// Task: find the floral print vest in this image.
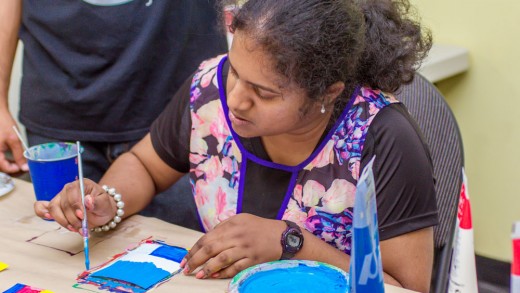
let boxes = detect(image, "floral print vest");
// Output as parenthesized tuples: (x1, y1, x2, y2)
(189, 55, 399, 254)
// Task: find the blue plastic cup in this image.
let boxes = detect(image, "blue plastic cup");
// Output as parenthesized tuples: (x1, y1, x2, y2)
(23, 142, 79, 201)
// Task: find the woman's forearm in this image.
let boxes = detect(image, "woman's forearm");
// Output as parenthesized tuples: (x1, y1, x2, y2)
(294, 229, 403, 287)
(98, 151, 157, 218)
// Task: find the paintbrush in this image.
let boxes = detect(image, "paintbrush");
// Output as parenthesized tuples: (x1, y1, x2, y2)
(12, 126, 30, 156)
(76, 141, 90, 270)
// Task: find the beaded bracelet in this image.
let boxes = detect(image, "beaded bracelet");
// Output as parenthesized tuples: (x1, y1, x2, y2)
(91, 185, 125, 233)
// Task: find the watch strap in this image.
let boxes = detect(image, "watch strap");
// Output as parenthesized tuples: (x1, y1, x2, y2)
(283, 220, 300, 231)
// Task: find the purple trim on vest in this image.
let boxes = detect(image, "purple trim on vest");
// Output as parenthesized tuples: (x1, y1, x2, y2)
(216, 56, 360, 170)
(276, 171, 300, 220)
(236, 158, 248, 214)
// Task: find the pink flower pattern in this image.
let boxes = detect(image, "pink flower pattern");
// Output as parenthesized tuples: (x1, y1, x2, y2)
(189, 55, 398, 254)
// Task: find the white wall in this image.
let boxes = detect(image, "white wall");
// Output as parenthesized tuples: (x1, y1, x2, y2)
(411, 0, 520, 261)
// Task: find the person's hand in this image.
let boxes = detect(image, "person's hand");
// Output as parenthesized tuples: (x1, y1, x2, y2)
(0, 109, 28, 174)
(180, 213, 286, 279)
(33, 179, 117, 233)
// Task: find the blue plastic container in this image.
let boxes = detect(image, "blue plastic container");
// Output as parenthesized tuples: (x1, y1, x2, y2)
(228, 260, 349, 293)
(24, 142, 79, 201)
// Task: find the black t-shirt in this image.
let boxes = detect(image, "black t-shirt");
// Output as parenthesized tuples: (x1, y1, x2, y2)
(19, 0, 228, 142)
(150, 64, 439, 241)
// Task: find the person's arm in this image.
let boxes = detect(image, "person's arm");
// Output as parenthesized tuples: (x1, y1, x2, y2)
(380, 228, 434, 291)
(286, 224, 433, 291)
(181, 213, 432, 292)
(287, 225, 433, 291)
(33, 134, 185, 231)
(296, 222, 433, 292)
(0, 0, 26, 174)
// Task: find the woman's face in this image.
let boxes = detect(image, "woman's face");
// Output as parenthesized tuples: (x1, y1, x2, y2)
(226, 32, 325, 138)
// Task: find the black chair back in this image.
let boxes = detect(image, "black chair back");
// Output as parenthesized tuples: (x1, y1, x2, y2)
(397, 74, 465, 293)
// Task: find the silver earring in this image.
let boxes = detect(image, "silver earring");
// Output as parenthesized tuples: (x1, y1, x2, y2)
(320, 104, 326, 114)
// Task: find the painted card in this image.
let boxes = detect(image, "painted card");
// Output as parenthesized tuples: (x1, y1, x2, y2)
(77, 239, 188, 293)
(2, 283, 54, 293)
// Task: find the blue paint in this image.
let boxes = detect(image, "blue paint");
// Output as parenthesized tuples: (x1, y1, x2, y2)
(79, 241, 187, 292)
(3, 283, 25, 293)
(150, 245, 187, 263)
(88, 261, 170, 289)
(83, 237, 90, 270)
(25, 142, 78, 161)
(236, 262, 349, 293)
(84, 277, 148, 293)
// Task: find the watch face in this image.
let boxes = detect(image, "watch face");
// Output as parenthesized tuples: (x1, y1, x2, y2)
(287, 233, 302, 248)
(280, 223, 304, 260)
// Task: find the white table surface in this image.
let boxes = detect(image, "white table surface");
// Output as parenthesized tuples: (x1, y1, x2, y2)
(0, 178, 417, 293)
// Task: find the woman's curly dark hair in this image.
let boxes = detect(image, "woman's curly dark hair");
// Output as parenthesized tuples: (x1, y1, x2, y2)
(355, 0, 432, 92)
(224, 0, 431, 110)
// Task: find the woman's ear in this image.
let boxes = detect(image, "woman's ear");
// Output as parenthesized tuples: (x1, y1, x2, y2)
(324, 81, 345, 105)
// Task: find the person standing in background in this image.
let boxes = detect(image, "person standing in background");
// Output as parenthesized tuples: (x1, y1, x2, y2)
(0, 0, 227, 229)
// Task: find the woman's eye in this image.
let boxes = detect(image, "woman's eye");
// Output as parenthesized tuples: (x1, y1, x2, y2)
(229, 66, 279, 100)
(254, 88, 277, 100)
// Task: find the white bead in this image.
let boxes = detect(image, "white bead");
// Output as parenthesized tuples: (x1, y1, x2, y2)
(93, 185, 124, 232)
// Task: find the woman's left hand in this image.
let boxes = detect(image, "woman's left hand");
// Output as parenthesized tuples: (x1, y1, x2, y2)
(180, 213, 286, 279)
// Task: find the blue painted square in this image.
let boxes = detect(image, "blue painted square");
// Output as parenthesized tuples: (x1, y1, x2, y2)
(150, 245, 188, 263)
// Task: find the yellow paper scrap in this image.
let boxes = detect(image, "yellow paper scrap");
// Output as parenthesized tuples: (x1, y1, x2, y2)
(0, 261, 8, 272)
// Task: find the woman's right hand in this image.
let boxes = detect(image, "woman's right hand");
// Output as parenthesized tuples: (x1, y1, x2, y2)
(33, 178, 117, 233)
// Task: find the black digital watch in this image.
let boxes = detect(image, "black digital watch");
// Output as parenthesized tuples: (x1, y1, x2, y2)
(280, 220, 304, 260)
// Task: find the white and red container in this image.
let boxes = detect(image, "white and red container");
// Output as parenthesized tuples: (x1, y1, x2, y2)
(448, 169, 478, 293)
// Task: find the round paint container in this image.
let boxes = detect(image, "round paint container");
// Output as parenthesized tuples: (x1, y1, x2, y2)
(24, 142, 80, 201)
(228, 260, 349, 293)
